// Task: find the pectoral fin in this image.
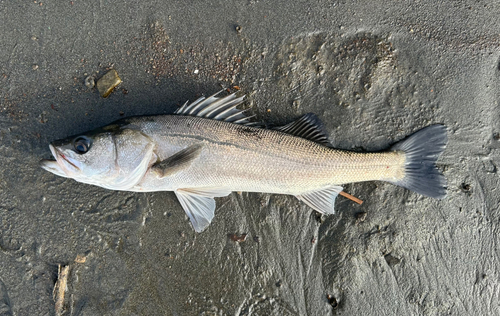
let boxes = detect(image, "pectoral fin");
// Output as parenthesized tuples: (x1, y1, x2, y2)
(175, 187, 232, 233)
(152, 144, 203, 178)
(296, 186, 343, 215)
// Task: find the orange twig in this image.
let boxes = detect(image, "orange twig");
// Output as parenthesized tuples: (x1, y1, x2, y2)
(339, 191, 363, 205)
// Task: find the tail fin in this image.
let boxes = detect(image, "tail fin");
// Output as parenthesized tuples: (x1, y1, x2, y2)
(389, 125, 447, 199)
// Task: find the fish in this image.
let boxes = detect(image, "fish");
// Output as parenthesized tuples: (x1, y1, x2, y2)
(41, 91, 447, 232)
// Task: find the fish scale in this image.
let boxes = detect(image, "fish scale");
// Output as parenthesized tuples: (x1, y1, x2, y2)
(134, 116, 404, 191)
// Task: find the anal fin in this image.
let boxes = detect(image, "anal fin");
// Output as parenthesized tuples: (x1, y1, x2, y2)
(175, 187, 232, 233)
(296, 186, 343, 215)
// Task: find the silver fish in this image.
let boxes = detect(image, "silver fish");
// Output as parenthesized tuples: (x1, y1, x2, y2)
(41, 92, 447, 232)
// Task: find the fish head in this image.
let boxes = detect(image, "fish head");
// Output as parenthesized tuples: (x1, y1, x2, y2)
(41, 124, 156, 190)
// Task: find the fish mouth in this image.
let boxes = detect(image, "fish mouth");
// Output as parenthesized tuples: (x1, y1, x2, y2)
(52, 145, 80, 170)
(40, 159, 67, 177)
(40, 144, 80, 176)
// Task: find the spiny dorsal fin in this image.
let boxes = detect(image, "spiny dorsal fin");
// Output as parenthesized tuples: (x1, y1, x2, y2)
(274, 113, 331, 146)
(296, 186, 343, 215)
(174, 91, 258, 126)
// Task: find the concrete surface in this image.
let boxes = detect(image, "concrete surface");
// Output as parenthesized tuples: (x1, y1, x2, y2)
(1, 0, 499, 315)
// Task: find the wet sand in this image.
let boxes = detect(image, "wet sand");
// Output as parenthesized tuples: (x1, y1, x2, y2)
(0, 1, 499, 315)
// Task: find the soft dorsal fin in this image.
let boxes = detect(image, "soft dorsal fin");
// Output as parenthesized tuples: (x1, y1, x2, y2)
(174, 91, 259, 126)
(274, 113, 331, 146)
(296, 186, 343, 215)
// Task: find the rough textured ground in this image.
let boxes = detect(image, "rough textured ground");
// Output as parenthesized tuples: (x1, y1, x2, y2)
(0, 1, 499, 315)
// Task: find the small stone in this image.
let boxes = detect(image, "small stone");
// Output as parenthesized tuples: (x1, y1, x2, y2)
(384, 253, 401, 267)
(229, 233, 247, 242)
(38, 111, 48, 123)
(460, 183, 472, 194)
(355, 211, 367, 222)
(327, 295, 338, 308)
(75, 254, 87, 263)
(32, 64, 39, 70)
(84, 76, 95, 89)
(482, 160, 496, 173)
(96, 69, 122, 98)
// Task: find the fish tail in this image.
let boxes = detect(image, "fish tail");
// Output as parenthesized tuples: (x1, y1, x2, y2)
(388, 125, 447, 199)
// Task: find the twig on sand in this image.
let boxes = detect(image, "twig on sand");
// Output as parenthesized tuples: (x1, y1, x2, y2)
(339, 191, 363, 205)
(53, 265, 69, 316)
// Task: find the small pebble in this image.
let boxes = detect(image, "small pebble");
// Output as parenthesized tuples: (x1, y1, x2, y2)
(229, 233, 247, 242)
(84, 76, 95, 89)
(460, 183, 472, 194)
(327, 295, 338, 308)
(96, 69, 122, 98)
(355, 211, 367, 222)
(74, 255, 86, 263)
(32, 64, 39, 70)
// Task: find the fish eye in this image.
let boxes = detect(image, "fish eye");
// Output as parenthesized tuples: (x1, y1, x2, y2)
(73, 136, 91, 154)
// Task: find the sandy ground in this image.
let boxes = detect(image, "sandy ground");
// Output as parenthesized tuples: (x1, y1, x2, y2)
(0, 1, 499, 315)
